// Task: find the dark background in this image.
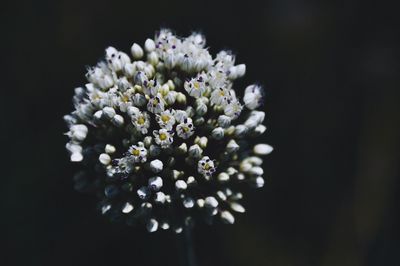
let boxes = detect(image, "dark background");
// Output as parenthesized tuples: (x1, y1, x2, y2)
(2, 0, 399, 265)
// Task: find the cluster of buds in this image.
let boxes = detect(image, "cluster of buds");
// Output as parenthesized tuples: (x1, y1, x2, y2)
(64, 29, 273, 233)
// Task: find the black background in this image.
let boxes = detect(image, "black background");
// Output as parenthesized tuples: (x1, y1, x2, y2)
(2, 0, 399, 265)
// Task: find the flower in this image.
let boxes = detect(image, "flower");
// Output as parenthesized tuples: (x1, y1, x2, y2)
(156, 109, 176, 129)
(147, 93, 165, 114)
(64, 29, 272, 233)
(210, 87, 232, 106)
(143, 78, 160, 96)
(153, 129, 174, 148)
(127, 143, 147, 163)
(131, 111, 151, 134)
(198, 156, 216, 177)
(176, 117, 195, 139)
(184, 73, 207, 98)
(224, 100, 243, 119)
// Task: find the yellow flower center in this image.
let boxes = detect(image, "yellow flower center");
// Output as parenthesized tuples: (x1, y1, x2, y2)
(131, 149, 140, 156)
(204, 163, 210, 170)
(137, 116, 145, 125)
(93, 94, 101, 100)
(193, 82, 200, 89)
(122, 95, 129, 102)
(183, 126, 190, 133)
(161, 115, 170, 123)
(159, 133, 167, 140)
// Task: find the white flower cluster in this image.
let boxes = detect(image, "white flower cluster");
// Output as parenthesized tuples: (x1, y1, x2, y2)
(64, 29, 272, 233)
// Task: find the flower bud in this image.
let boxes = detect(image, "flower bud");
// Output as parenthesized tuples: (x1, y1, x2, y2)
(226, 139, 239, 153)
(175, 180, 188, 191)
(230, 202, 245, 213)
(148, 176, 163, 190)
(176, 143, 188, 154)
(133, 93, 146, 106)
(99, 153, 111, 165)
(249, 166, 264, 176)
(131, 43, 144, 59)
(204, 196, 218, 208)
(254, 124, 267, 135)
(144, 39, 156, 52)
(70, 152, 83, 162)
(137, 186, 149, 199)
(149, 145, 161, 157)
(218, 172, 229, 182)
(154, 192, 166, 204)
(188, 144, 202, 158)
(196, 199, 205, 208)
(165, 91, 177, 105)
(235, 64, 246, 77)
(183, 197, 195, 208)
(176, 92, 186, 104)
(234, 125, 248, 137)
(240, 161, 252, 172)
(218, 115, 231, 128)
(159, 84, 169, 96)
(220, 210, 235, 224)
(252, 176, 265, 188)
(147, 51, 159, 65)
(198, 136, 208, 149)
(186, 176, 196, 186)
(122, 202, 134, 213)
(66, 143, 83, 162)
(111, 114, 124, 127)
(211, 127, 224, 140)
(160, 222, 170, 230)
(68, 124, 88, 142)
(102, 106, 116, 119)
(196, 103, 207, 116)
(224, 126, 235, 136)
(149, 159, 163, 173)
(217, 191, 227, 201)
(247, 156, 263, 166)
(253, 144, 273, 155)
(105, 144, 116, 154)
(124, 63, 136, 77)
(146, 219, 158, 233)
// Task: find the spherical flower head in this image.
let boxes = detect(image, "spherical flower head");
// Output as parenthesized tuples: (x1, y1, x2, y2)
(64, 29, 273, 233)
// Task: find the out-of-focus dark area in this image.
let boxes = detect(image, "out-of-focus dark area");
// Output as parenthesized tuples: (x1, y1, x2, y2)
(2, 0, 399, 265)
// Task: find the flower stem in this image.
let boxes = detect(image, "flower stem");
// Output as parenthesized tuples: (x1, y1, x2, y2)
(181, 225, 197, 266)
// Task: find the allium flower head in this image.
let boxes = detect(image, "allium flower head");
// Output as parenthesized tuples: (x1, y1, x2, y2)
(64, 29, 273, 233)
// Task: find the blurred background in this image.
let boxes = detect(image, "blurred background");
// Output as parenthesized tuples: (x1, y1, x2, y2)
(2, 0, 399, 265)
